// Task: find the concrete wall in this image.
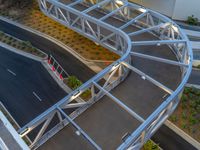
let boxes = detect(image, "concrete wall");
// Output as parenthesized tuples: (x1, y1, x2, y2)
(129, 0, 176, 17)
(172, 0, 200, 21)
(130, 0, 200, 21)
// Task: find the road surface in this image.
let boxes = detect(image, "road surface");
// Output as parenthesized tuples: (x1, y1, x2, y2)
(0, 19, 96, 82)
(188, 69, 200, 85)
(0, 46, 67, 126)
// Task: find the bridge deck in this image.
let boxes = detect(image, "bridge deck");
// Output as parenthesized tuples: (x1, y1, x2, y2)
(39, 31, 181, 150)
(28, 0, 188, 149)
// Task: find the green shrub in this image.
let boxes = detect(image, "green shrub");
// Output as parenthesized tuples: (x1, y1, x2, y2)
(181, 111, 187, 120)
(181, 94, 187, 103)
(143, 140, 159, 150)
(0, 31, 4, 36)
(67, 76, 83, 90)
(81, 89, 91, 100)
(66, 76, 91, 100)
(181, 123, 187, 129)
(181, 102, 187, 109)
(189, 115, 197, 125)
(187, 15, 198, 25)
(170, 115, 177, 122)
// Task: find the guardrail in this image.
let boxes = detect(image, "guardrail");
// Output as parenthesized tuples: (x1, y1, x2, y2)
(47, 54, 69, 80)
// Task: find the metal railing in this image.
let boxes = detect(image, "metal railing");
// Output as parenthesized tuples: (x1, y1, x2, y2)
(47, 55, 69, 80)
(17, 0, 193, 149)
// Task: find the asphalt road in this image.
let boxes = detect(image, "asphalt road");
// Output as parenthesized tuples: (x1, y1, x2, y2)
(188, 69, 200, 85)
(153, 125, 197, 150)
(0, 19, 96, 82)
(0, 46, 67, 126)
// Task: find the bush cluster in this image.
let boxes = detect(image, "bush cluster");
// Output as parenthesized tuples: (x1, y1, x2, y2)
(187, 15, 198, 26)
(66, 76, 91, 100)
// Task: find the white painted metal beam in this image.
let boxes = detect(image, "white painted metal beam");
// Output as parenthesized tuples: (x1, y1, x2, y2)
(130, 52, 188, 67)
(67, 0, 83, 7)
(100, 4, 127, 20)
(128, 23, 170, 36)
(121, 62, 173, 94)
(57, 107, 102, 150)
(132, 40, 187, 46)
(82, 0, 110, 13)
(93, 82, 145, 122)
(119, 11, 148, 29)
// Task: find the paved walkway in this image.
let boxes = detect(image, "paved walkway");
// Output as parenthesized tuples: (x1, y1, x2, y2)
(183, 29, 200, 61)
(188, 69, 200, 85)
(38, 1, 185, 149)
(0, 2, 194, 150)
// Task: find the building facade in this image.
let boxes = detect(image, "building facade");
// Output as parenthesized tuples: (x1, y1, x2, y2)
(130, 0, 200, 21)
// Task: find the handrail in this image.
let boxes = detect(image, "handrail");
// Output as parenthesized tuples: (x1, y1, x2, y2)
(18, 0, 193, 149)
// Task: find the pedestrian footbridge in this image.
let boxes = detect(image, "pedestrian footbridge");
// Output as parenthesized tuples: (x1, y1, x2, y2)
(18, 0, 192, 149)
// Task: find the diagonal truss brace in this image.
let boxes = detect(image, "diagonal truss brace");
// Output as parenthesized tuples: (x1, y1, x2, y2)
(119, 11, 148, 29)
(93, 82, 145, 122)
(67, 0, 83, 7)
(82, 0, 111, 13)
(62, 102, 88, 109)
(128, 23, 171, 36)
(57, 107, 102, 150)
(100, 3, 128, 21)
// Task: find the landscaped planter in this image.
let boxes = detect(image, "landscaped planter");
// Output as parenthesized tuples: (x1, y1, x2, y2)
(169, 87, 200, 142)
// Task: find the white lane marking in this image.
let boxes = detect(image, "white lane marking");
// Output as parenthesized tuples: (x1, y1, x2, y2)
(33, 92, 42, 101)
(7, 69, 16, 76)
(162, 94, 168, 98)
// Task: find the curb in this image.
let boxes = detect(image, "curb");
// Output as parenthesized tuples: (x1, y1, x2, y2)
(176, 21, 200, 32)
(192, 67, 200, 71)
(0, 102, 20, 129)
(0, 102, 32, 146)
(0, 111, 29, 150)
(185, 83, 200, 89)
(0, 16, 107, 73)
(193, 59, 200, 67)
(41, 61, 71, 94)
(0, 42, 43, 62)
(165, 120, 200, 150)
(0, 18, 85, 103)
(0, 41, 71, 99)
(41, 61, 85, 103)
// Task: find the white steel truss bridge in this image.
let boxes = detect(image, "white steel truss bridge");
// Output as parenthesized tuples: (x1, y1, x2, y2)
(17, 0, 193, 149)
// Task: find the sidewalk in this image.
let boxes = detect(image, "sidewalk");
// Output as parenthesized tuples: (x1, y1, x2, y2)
(181, 27, 200, 66)
(188, 69, 200, 85)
